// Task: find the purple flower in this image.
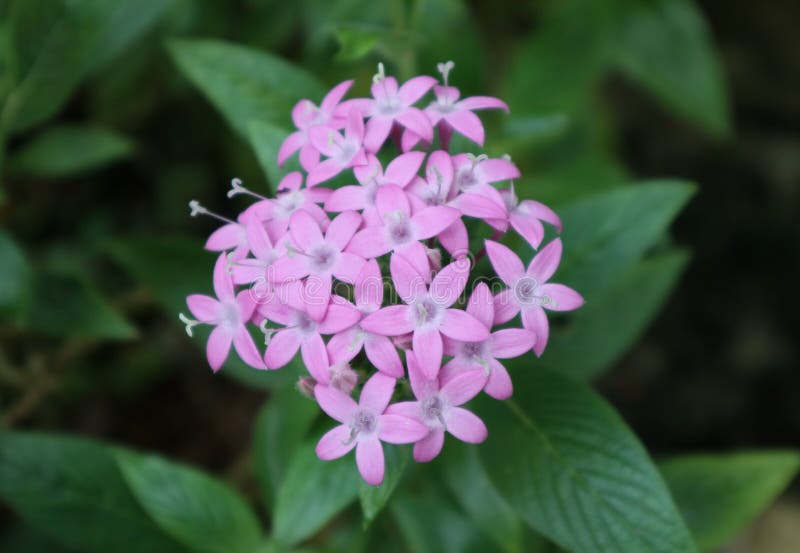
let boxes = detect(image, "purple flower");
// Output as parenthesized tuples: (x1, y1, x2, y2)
(360, 255, 488, 379)
(183, 253, 265, 371)
(269, 209, 365, 321)
(386, 350, 488, 462)
(278, 80, 353, 172)
(487, 238, 584, 356)
(441, 283, 535, 400)
(327, 259, 405, 378)
(254, 172, 331, 242)
(325, 152, 425, 225)
(315, 373, 429, 486)
(307, 108, 368, 186)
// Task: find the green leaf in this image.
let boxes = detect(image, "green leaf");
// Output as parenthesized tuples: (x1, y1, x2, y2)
(168, 39, 325, 137)
(442, 443, 523, 553)
(253, 392, 319, 507)
(333, 24, 382, 62)
(660, 451, 800, 552)
(273, 441, 360, 546)
(0, 432, 186, 553)
(8, 124, 133, 177)
(248, 120, 295, 189)
(540, 249, 689, 378)
(557, 180, 696, 295)
(477, 367, 697, 553)
(116, 451, 263, 553)
(391, 492, 502, 553)
(608, 0, 730, 138)
(0, 231, 30, 320)
(519, 155, 628, 208)
(0, 523, 77, 553)
(2, 0, 172, 133)
(359, 445, 409, 523)
(25, 268, 136, 339)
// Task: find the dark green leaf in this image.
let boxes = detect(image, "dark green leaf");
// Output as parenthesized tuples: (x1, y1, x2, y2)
(8, 125, 133, 177)
(391, 492, 502, 553)
(540, 249, 689, 378)
(661, 451, 800, 552)
(248, 120, 295, 189)
(273, 442, 360, 546)
(519, 155, 628, 208)
(2, 0, 172, 133)
(0, 231, 30, 320)
(608, 0, 731, 138)
(0, 432, 186, 553)
(253, 392, 319, 507)
(116, 451, 263, 553)
(359, 445, 409, 523)
(0, 523, 76, 553)
(25, 268, 136, 339)
(478, 368, 697, 553)
(168, 39, 325, 137)
(442, 443, 523, 553)
(557, 180, 696, 295)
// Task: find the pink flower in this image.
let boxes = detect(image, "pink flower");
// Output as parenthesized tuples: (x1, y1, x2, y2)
(360, 254, 489, 379)
(278, 80, 353, 172)
(344, 64, 436, 153)
(262, 297, 361, 379)
(441, 283, 535, 400)
(315, 373, 429, 486)
(253, 172, 330, 242)
(327, 260, 404, 378)
(484, 184, 563, 249)
(346, 184, 460, 275)
(204, 218, 249, 260)
(386, 350, 488, 462)
(325, 152, 425, 225)
(183, 253, 265, 371)
(230, 218, 286, 285)
(451, 154, 518, 210)
(268, 210, 365, 322)
(487, 238, 584, 356)
(307, 109, 368, 186)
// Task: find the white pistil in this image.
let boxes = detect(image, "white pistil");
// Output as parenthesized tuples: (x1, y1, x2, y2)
(179, 313, 200, 337)
(373, 62, 386, 84)
(188, 200, 235, 225)
(437, 60, 455, 87)
(466, 153, 488, 170)
(227, 177, 268, 201)
(259, 319, 278, 345)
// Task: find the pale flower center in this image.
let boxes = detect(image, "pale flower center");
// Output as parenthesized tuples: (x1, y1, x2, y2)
(421, 395, 447, 428)
(386, 214, 413, 245)
(513, 276, 551, 306)
(352, 409, 377, 435)
(294, 312, 317, 334)
(310, 244, 337, 272)
(414, 297, 441, 327)
(219, 301, 240, 329)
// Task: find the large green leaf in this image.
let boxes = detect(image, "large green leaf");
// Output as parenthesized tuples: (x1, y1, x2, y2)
(116, 452, 263, 553)
(168, 39, 325, 137)
(248, 120, 295, 189)
(272, 441, 360, 546)
(2, 0, 172, 133)
(8, 124, 133, 177)
(0, 432, 186, 553)
(539, 249, 689, 378)
(24, 268, 136, 339)
(478, 368, 697, 553)
(390, 492, 502, 553)
(557, 180, 696, 295)
(661, 451, 800, 552)
(358, 445, 409, 523)
(442, 443, 523, 553)
(0, 230, 30, 320)
(608, 0, 730, 138)
(253, 392, 319, 507)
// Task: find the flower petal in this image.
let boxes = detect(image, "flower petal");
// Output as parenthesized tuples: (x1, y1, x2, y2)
(304, 273, 332, 322)
(321, 80, 353, 113)
(316, 425, 356, 460)
(484, 358, 513, 400)
(361, 305, 414, 336)
(438, 218, 469, 257)
(264, 329, 302, 369)
(327, 327, 363, 363)
(527, 238, 562, 283)
(540, 283, 584, 312)
(318, 299, 362, 333)
(391, 251, 428, 304)
(332, 252, 366, 284)
(301, 331, 330, 382)
(485, 240, 524, 286)
(355, 259, 383, 311)
(205, 223, 245, 252)
(412, 327, 443, 380)
(445, 109, 485, 145)
(187, 294, 220, 322)
(510, 212, 545, 249)
(440, 369, 487, 406)
(490, 328, 535, 358)
(440, 309, 490, 342)
(396, 108, 433, 142)
(314, 383, 358, 423)
(233, 327, 265, 369)
(206, 326, 232, 371)
(307, 158, 344, 186)
(325, 185, 367, 212)
(378, 414, 429, 444)
(359, 372, 396, 413)
(364, 116, 393, 153)
(278, 131, 305, 166)
(365, 335, 404, 378)
(520, 199, 562, 231)
(493, 289, 520, 324)
(413, 429, 445, 462)
(411, 206, 461, 240)
(346, 228, 392, 259)
(398, 75, 436, 105)
(522, 306, 549, 356)
(325, 210, 362, 250)
(375, 183, 411, 219)
(212, 253, 235, 301)
(430, 257, 470, 308)
(290, 210, 325, 251)
(457, 95, 509, 112)
(446, 407, 487, 443)
(356, 437, 385, 486)
(466, 282, 494, 329)
(384, 151, 426, 186)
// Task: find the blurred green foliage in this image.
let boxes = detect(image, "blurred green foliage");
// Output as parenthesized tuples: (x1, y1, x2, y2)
(0, 0, 796, 552)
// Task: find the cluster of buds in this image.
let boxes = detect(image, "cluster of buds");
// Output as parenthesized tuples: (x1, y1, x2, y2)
(182, 62, 583, 485)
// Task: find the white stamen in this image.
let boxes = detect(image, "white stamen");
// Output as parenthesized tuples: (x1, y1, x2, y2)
(227, 177, 269, 201)
(437, 60, 455, 87)
(225, 252, 236, 274)
(372, 62, 386, 84)
(188, 200, 235, 224)
(179, 313, 200, 337)
(259, 319, 278, 345)
(465, 153, 488, 169)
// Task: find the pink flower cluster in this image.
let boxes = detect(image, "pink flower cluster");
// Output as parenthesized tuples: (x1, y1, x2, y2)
(182, 62, 583, 486)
